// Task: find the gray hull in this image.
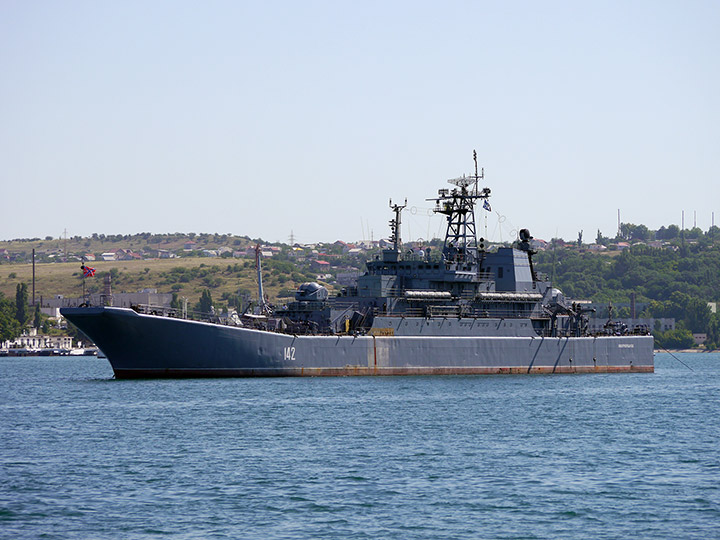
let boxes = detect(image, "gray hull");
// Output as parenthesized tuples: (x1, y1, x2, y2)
(62, 307, 654, 378)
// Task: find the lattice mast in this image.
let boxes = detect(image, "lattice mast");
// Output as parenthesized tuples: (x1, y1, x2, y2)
(431, 150, 491, 264)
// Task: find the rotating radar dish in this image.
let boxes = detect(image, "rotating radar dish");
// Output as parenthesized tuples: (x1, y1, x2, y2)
(448, 175, 477, 189)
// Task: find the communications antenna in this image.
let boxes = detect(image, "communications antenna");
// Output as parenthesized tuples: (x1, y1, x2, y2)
(388, 198, 407, 251)
(430, 150, 491, 264)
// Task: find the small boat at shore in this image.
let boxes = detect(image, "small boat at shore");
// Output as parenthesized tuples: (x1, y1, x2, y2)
(0, 347, 98, 357)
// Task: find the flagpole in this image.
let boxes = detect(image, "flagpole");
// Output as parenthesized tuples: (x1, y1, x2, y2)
(82, 257, 85, 304)
(81, 258, 87, 305)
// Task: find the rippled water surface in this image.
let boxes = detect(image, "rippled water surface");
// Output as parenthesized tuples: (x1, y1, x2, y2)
(2, 353, 719, 539)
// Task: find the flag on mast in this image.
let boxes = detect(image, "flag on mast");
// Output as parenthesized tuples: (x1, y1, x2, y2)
(81, 265, 96, 278)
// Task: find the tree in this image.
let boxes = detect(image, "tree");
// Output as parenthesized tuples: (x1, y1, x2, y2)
(648, 292, 712, 334)
(198, 289, 213, 314)
(618, 223, 634, 241)
(15, 283, 28, 326)
(33, 304, 42, 329)
(655, 327, 695, 349)
(618, 222, 650, 242)
(596, 229, 611, 245)
(666, 224, 680, 239)
(631, 224, 649, 242)
(706, 313, 720, 349)
(0, 293, 21, 342)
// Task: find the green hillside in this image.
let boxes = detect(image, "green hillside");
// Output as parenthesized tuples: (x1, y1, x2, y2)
(533, 235, 720, 348)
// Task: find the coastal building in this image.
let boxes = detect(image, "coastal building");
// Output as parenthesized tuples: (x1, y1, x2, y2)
(2, 328, 73, 350)
(312, 260, 330, 271)
(40, 306, 62, 318)
(530, 238, 549, 251)
(116, 249, 143, 261)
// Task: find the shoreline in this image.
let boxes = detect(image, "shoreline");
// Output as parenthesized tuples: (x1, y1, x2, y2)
(0, 347, 99, 357)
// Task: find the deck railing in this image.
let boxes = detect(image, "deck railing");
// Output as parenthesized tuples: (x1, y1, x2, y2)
(129, 304, 651, 338)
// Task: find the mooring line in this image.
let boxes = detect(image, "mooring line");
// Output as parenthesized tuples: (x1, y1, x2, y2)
(658, 344, 694, 372)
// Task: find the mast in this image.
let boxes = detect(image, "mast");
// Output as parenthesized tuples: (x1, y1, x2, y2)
(254, 244, 270, 315)
(430, 150, 490, 265)
(388, 198, 407, 252)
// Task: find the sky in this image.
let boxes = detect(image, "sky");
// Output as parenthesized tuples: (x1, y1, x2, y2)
(1, 1, 718, 245)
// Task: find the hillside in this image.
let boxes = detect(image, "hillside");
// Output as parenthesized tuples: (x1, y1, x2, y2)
(0, 232, 261, 264)
(532, 239, 720, 348)
(3, 227, 720, 348)
(0, 256, 343, 311)
(0, 232, 377, 311)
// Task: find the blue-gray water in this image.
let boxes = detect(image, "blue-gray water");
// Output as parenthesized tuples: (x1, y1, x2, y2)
(1, 353, 719, 540)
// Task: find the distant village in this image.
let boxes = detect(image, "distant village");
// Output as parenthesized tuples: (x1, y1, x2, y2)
(1, 235, 404, 263)
(0, 232, 698, 271)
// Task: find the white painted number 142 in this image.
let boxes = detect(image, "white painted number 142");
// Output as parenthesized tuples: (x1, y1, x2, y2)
(283, 346, 296, 361)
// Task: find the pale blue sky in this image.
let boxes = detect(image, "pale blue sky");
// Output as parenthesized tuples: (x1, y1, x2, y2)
(1, 1, 718, 245)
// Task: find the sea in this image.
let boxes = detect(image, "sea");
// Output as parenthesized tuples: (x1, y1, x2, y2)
(1, 353, 719, 540)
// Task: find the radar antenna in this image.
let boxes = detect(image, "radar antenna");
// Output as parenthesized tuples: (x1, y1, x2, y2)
(447, 149, 484, 192)
(429, 150, 491, 264)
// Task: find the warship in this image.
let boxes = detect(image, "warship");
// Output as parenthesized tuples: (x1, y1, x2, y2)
(62, 154, 654, 378)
